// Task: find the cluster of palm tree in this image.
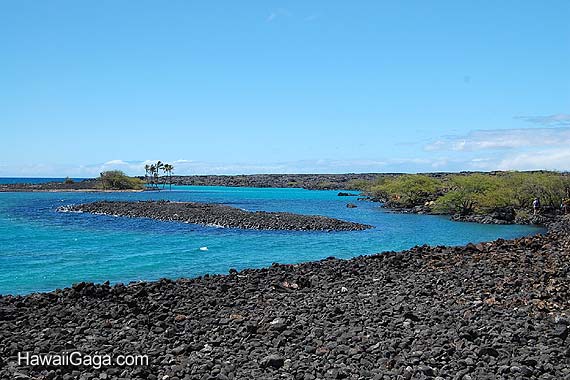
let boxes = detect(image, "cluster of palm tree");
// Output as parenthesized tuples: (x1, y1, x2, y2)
(144, 161, 175, 190)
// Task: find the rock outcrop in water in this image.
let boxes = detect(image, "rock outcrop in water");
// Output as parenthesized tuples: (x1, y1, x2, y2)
(59, 201, 373, 231)
(1, 217, 569, 379)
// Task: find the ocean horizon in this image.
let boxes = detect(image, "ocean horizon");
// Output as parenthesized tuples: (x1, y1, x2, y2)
(0, 177, 91, 185)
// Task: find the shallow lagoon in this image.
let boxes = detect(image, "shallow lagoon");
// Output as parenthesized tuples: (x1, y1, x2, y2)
(0, 186, 544, 295)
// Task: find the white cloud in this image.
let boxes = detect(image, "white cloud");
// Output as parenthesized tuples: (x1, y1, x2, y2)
(515, 114, 570, 126)
(103, 159, 129, 165)
(0, 157, 466, 177)
(425, 127, 570, 152)
(496, 148, 570, 171)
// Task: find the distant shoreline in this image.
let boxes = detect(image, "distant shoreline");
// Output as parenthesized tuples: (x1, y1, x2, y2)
(0, 188, 143, 193)
(1, 172, 563, 227)
(2, 170, 562, 192)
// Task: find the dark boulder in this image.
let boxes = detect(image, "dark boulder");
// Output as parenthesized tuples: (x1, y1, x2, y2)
(260, 354, 285, 369)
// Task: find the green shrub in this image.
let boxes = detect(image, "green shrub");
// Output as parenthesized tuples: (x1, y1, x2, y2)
(433, 172, 570, 214)
(99, 171, 144, 190)
(314, 181, 337, 190)
(63, 177, 74, 184)
(346, 179, 374, 191)
(350, 171, 570, 214)
(514, 209, 531, 223)
(503, 171, 570, 208)
(432, 174, 505, 214)
(375, 175, 441, 208)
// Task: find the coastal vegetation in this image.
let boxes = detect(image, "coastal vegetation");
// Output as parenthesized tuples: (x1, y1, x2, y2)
(144, 161, 175, 189)
(353, 171, 570, 218)
(99, 170, 144, 190)
(163, 163, 174, 190)
(361, 174, 442, 208)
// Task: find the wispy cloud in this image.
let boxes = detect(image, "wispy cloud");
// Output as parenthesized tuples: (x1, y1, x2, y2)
(495, 148, 570, 171)
(463, 149, 570, 172)
(0, 157, 464, 177)
(266, 8, 291, 23)
(304, 14, 320, 22)
(515, 113, 570, 126)
(424, 127, 570, 152)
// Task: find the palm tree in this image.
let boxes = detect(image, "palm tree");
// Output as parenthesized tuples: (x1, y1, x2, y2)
(155, 161, 164, 189)
(149, 164, 157, 189)
(162, 164, 174, 190)
(144, 164, 151, 187)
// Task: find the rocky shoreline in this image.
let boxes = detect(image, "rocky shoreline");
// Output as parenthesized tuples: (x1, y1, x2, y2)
(0, 174, 381, 192)
(59, 201, 372, 231)
(1, 217, 569, 379)
(0, 179, 101, 192)
(155, 174, 382, 190)
(380, 203, 556, 226)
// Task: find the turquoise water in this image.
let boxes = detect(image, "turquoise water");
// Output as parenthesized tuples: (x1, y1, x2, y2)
(0, 186, 543, 295)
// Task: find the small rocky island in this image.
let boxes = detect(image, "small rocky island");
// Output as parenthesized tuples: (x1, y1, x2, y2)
(59, 201, 372, 231)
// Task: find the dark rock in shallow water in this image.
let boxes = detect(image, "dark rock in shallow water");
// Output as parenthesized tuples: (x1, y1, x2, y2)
(451, 207, 519, 225)
(59, 200, 373, 231)
(452, 214, 512, 225)
(1, 217, 569, 379)
(337, 192, 358, 197)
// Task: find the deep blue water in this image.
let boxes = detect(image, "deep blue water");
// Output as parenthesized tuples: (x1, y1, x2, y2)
(0, 186, 544, 295)
(0, 177, 89, 184)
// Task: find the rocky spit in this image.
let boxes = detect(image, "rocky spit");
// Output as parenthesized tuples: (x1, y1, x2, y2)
(59, 201, 372, 232)
(383, 204, 557, 226)
(1, 217, 569, 379)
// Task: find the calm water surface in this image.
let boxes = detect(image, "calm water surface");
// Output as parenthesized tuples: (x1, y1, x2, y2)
(0, 186, 543, 295)
(0, 177, 88, 184)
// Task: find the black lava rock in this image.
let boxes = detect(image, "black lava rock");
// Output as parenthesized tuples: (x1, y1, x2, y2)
(58, 201, 372, 231)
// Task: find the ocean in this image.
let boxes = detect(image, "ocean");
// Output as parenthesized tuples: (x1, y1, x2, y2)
(0, 185, 543, 295)
(0, 177, 89, 184)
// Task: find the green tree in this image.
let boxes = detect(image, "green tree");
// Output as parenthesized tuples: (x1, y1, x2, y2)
(144, 164, 151, 187)
(162, 163, 174, 190)
(155, 161, 164, 188)
(148, 164, 157, 189)
(433, 174, 502, 215)
(99, 171, 144, 190)
(376, 175, 441, 208)
(507, 172, 570, 208)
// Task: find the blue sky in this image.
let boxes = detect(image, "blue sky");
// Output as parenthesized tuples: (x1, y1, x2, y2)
(0, 1, 568, 176)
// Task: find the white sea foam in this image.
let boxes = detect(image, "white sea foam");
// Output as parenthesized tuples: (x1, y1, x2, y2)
(204, 223, 225, 228)
(57, 205, 83, 213)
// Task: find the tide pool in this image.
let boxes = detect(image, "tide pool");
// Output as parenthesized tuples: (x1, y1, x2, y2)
(0, 186, 543, 295)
